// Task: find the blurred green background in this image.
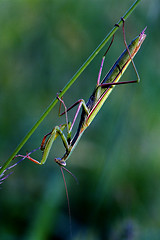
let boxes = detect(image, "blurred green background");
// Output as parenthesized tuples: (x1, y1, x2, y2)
(0, 0, 160, 239)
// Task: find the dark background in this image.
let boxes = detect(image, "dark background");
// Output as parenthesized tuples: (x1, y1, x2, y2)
(0, 0, 160, 239)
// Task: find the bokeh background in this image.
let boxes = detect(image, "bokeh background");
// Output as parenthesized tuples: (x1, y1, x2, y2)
(0, 0, 159, 239)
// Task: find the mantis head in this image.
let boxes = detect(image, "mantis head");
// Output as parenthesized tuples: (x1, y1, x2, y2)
(55, 158, 66, 167)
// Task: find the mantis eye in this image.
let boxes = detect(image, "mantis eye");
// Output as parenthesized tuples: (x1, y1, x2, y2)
(55, 158, 66, 167)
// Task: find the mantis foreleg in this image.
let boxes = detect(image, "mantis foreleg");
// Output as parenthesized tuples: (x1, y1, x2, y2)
(18, 124, 69, 166)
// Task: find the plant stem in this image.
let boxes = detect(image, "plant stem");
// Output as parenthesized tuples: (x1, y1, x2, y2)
(0, 0, 141, 175)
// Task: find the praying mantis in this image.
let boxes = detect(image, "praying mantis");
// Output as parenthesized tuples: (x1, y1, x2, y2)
(17, 20, 146, 169)
(0, 18, 146, 238)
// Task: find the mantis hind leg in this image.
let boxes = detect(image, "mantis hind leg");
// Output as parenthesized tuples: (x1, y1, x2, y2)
(99, 18, 140, 89)
(121, 17, 140, 82)
(97, 34, 115, 86)
(96, 20, 126, 86)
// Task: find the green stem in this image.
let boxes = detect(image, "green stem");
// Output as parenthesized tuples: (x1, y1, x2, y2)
(0, 0, 141, 175)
